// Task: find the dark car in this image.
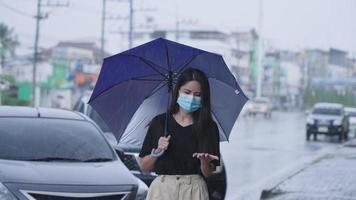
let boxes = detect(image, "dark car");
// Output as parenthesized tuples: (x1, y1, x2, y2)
(0, 106, 147, 200)
(104, 132, 158, 187)
(306, 103, 349, 142)
(73, 92, 158, 186)
(74, 92, 227, 200)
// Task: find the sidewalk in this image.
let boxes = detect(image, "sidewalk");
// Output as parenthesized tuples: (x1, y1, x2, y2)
(261, 139, 356, 200)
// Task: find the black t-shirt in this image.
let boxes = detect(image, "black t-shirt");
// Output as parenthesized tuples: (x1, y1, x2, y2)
(139, 113, 220, 175)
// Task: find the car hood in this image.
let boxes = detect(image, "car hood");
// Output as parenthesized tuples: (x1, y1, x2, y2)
(309, 114, 342, 121)
(0, 159, 137, 185)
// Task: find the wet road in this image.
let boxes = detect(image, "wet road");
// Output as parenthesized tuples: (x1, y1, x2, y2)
(221, 111, 341, 199)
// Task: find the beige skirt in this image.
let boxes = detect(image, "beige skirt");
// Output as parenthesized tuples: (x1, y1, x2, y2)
(146, 175, 209, 200)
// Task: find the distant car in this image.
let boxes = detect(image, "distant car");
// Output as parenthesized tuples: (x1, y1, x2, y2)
(245, 97, 272, 118)
(306, 103, 349, 142)
(74, 92, 227, 200)
(344, 107, 356, 136)
(0, 106, 146, 200)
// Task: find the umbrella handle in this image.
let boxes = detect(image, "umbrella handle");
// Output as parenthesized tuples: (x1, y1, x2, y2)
(164, 86, 173, 137)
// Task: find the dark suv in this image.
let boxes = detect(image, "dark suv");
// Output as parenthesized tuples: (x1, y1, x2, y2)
(306, 103, 349, 142)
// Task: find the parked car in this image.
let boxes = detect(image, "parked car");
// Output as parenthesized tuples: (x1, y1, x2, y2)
(0, 106, 147, 200)
(306, 103, 349, 142)
(73, 91, 158, 186)
(245, 97, 272, 118)
(74, 92, 227, 200)
(344, 107, 356, 136)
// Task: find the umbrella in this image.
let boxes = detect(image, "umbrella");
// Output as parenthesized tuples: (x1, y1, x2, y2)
(88, 38, 248, 146)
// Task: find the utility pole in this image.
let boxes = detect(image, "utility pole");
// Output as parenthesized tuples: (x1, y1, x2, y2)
(108, 0, 155, 49)
(32, 0, 43, 107)
(128, 0, 133, 48)
(32, 0, 68, 107)
(100, 0, 107, 62)
(256, 0, 264, 99)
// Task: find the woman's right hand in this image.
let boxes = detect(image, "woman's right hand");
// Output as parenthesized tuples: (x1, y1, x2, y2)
(156, 135, 171, 153)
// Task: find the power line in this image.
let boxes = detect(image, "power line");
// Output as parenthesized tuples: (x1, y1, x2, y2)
(0, 0, 33, 18)
(106, 0, 156, 49)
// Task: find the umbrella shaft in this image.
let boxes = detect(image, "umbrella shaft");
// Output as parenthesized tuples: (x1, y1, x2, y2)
(168, 70, 173, 91)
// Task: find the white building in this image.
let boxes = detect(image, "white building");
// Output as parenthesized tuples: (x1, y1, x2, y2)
(132, 28, 234, 70)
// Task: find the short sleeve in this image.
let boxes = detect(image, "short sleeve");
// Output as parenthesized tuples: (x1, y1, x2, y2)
(139, 116, 161, 158)
(210, 122, 221, 167)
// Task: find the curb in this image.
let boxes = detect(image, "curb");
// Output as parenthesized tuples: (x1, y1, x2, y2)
(260, 139, 355, 199)
(228, 144, 342, 200)
(343, 138, 356, 147)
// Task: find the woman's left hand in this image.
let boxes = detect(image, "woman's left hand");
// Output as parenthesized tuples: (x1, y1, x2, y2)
(192, 153, 219, 164)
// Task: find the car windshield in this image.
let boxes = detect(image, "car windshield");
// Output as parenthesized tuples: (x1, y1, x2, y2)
(313, 108, 342, 116)
(0, 118, 116, 162)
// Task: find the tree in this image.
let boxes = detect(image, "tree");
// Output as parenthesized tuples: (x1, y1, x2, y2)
(0, 23, 19, 69)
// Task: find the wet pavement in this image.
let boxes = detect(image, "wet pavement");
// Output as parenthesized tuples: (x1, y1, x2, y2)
(261, 142, 356, 200)
(221, 111, 345, 199)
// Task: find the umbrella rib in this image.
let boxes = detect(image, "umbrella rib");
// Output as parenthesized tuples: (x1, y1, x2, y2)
(211, 109, 228, 142)
(140, 57, 168, 72)
(139, 57, 168, 78)
(130, 73, 165, 80)
(165, 43, 171, 70)
(148, 81, 168, 98)
(176, 52, 206, 74)
(132, 78, 166, 82)
(122, 53, 168, 77)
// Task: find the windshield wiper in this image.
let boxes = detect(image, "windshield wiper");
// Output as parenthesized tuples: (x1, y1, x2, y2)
(28, 157, 82, 162)
(83, 158, 113, 162)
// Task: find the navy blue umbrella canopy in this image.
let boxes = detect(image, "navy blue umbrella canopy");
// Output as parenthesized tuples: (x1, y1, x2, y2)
(89, 38, 248, 146)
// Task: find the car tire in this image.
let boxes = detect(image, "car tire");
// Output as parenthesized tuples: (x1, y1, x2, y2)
(344, 130, 349, 141)
(338, 131, 344, 142)
(313, 133, 317, 141)
(306, 131, 311, 141)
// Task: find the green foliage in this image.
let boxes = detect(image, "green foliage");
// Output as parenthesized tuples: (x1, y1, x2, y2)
(0, 23, 20, 68)
(0, 74, 31, 106)
(304, 87, 356, 109)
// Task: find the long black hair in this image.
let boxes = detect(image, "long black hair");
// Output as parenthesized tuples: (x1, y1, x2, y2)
(169, 68, 215, 152)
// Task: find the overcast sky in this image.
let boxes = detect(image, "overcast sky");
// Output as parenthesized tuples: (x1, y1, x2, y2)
(1, 0, 356, 56)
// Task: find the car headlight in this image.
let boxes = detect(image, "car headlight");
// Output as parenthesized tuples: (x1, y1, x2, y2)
(0, 182, 16, 200)
(135, 178, 148, 200)
(307, 117, 314, 125)
(333, 119, 342, 126)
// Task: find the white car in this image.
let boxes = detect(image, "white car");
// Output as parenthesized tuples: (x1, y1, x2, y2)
(306, 103, 349, 142)
(245, 97, 272, 118)
(345, 107, 356, 136)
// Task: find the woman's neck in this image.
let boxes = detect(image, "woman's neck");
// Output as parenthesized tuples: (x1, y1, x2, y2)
(175, 108, 193, 123)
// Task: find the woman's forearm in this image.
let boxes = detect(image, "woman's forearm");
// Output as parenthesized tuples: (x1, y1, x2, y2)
(200, 161, 214, 177)
(140, 155, 157, 173)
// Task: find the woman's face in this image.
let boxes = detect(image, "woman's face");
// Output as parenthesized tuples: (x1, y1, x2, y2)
(179, 80, 202, 97)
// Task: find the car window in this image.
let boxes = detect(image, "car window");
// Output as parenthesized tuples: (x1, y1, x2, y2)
(313, 108, 342, 116)
(88, 106, 111, 133)
(73, 101, 85, 113)
(0, 118, 116, 162)
(346, 111, 356, 117)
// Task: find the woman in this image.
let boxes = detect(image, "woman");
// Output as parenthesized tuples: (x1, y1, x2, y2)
(139, 68, 220, 200)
